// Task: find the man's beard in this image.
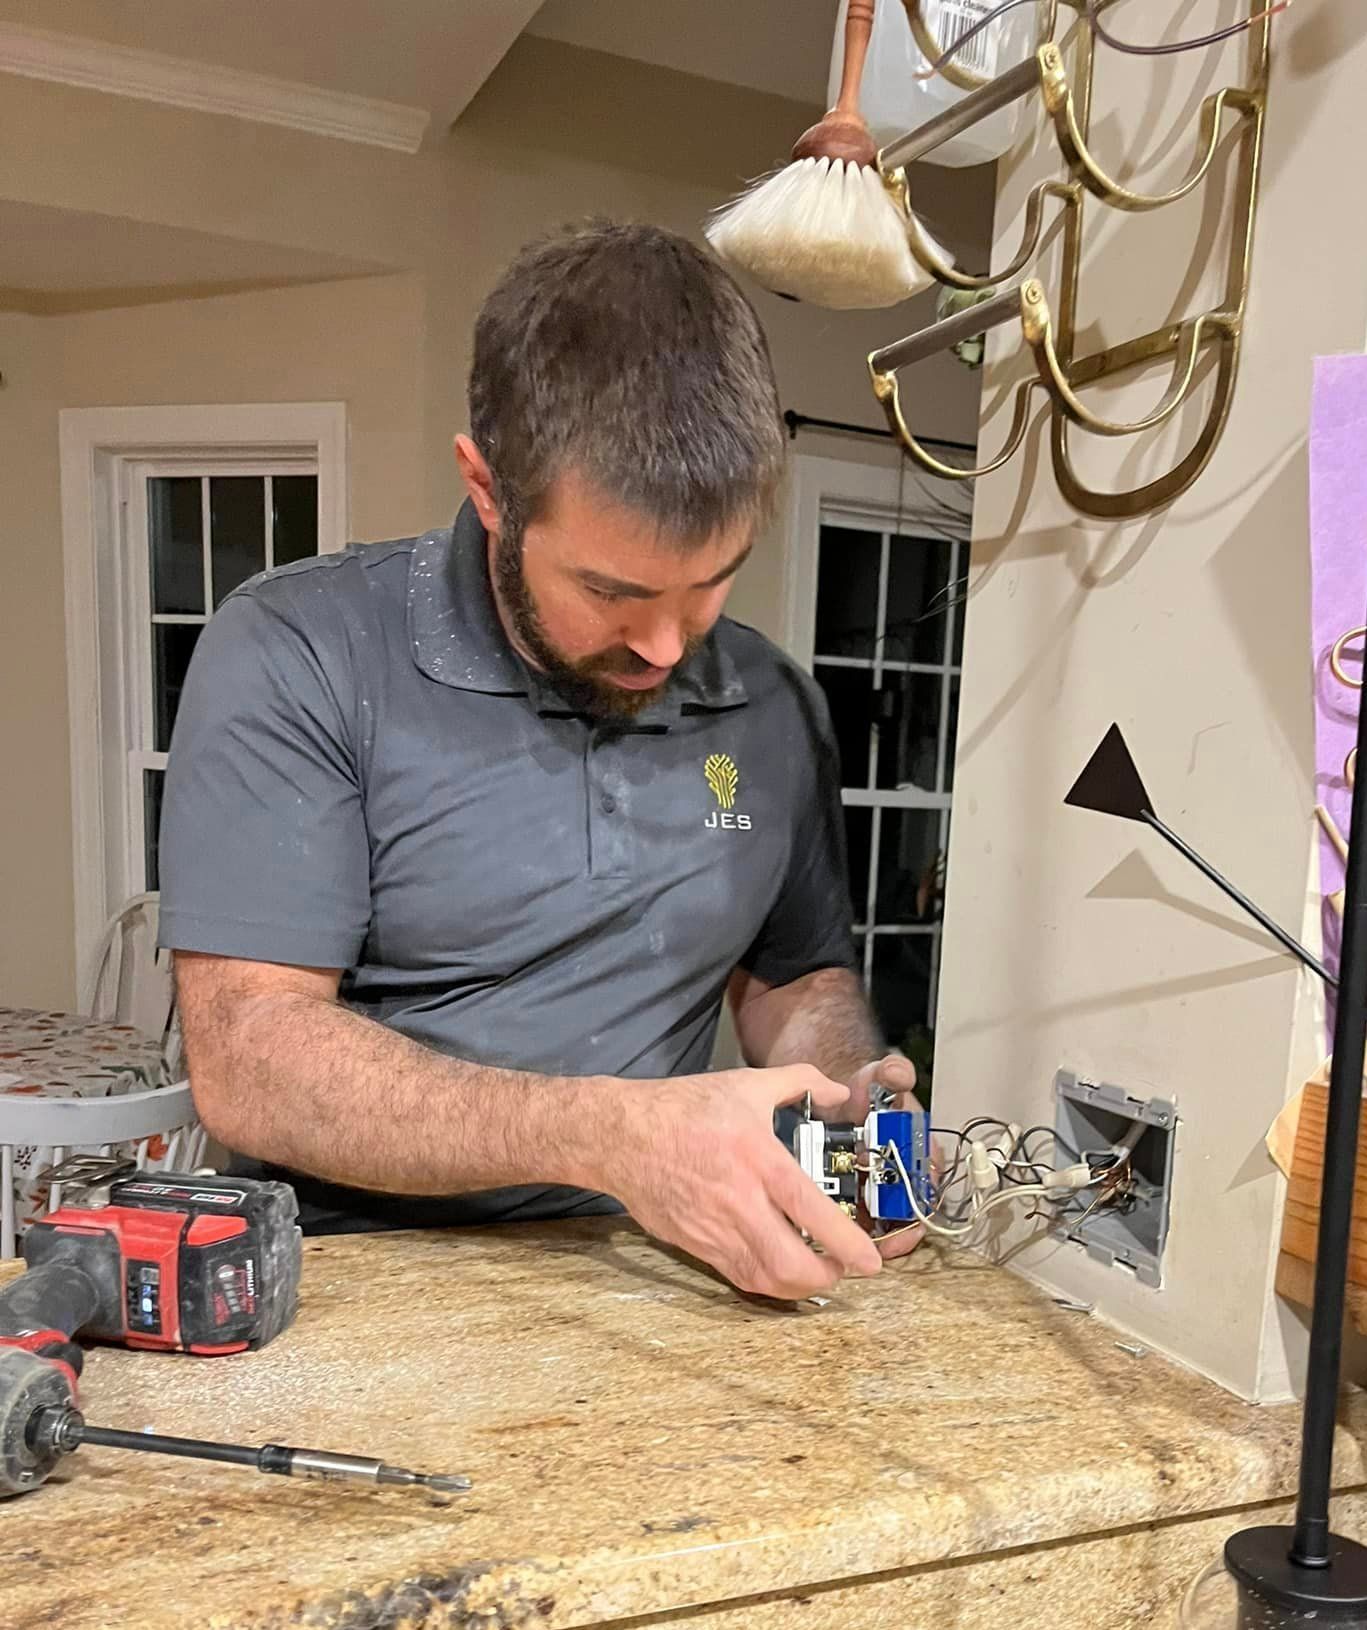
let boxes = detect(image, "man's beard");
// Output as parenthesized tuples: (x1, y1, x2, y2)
(492, 525, 698, 721)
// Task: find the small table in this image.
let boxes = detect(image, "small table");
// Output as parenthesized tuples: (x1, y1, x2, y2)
(0, 1006, 169, 1239)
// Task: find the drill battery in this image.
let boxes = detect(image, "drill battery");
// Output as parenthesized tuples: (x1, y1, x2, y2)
(21, 1170, 301, 1355)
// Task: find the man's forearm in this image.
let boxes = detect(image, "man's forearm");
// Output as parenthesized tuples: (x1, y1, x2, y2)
(732, 966, 885, 1085)
(174, 954, 888, 1298)
(186, 986, 620, 1196)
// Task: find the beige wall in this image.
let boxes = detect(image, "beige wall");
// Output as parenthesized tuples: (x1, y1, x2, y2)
(0, 311, 66, 1004)
(933, 7, 1367, 1397)
(0, 39, 989, 1010)
(54, 275, 429, 540)
(0, 277, 428, 1008)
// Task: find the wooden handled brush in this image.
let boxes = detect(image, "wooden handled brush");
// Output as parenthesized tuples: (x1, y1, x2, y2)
(793, 0, 879, 167)
(705, 0, 929, 310)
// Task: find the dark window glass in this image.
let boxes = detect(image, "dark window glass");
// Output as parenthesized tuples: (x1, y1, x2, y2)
(153, 624, 202, 751)
(148, 477, 203, 615)
(210, 477, 266, 606)
(815, 526, 881, 660)
(272, 475, 319, 567)
(885, 534, 951, 665)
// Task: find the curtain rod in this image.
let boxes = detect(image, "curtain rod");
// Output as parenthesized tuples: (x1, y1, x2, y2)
(783, 411, 977, 455)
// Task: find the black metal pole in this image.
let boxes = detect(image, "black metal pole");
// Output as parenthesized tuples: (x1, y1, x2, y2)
(1291, 666, 1367, 1565)
(781, 410, 978, 454)
(1142, 811, 1340, 989)
(1224, 612, 1367, 1624)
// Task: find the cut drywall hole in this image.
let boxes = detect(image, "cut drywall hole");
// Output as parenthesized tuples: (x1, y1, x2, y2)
(1053, 1070, 1176, 1289)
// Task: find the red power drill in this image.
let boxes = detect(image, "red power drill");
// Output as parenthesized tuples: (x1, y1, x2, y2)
(0, 1163, 468, 1498)
(0, 1162, 300, 1496)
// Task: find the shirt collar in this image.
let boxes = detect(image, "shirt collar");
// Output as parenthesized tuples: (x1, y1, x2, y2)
(408, 500, 748, 719)
(408, 503, 528, 696)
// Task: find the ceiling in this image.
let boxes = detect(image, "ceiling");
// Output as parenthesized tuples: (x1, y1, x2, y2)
(0, 0, 546, 128)
(0, 2, 845, 309)
(526, 0, 836, 107)
(0, 0, 838, 126)
(0, 200, 381, 312)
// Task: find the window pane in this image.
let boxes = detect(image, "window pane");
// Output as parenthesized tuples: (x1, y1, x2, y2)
(876, 809, 943, 923)
(945, 676, 962, 792)
(153, 624, 202, 751)
(886, 535, 951, 665)
(815, 526, 881, 660)
(273, 475, 319, 567)
(210, 476, 266, 606)
(143, 769, 165, 893)
(870, 933, 935, 1047)
(815, 664, 874, 788)
(148, 477, 203, 615)
(843, 805, 873, 923)
(875, 672, 943, 791)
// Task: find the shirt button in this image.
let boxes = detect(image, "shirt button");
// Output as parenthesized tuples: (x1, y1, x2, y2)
(601, 793, 617, 814)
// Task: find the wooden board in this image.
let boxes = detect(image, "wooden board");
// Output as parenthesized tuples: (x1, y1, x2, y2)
(1277, 1080, 1367, 1333)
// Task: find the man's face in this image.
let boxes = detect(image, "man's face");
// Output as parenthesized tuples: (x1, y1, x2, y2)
(480, 465, 753, 720)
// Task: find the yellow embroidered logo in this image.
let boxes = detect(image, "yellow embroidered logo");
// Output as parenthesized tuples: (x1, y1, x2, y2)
(704, 753, 739, 811)
(703, 754, 751, 831)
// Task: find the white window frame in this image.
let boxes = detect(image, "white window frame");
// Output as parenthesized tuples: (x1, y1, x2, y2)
(783, 450, 972, 1025)
(59, 404, 348, 991)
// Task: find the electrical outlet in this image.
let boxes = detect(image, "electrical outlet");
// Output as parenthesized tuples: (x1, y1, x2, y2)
(1053, 1070, 1177, 1288)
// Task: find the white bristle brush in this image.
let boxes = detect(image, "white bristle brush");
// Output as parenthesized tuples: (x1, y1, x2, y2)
(705, 0, 930, 310)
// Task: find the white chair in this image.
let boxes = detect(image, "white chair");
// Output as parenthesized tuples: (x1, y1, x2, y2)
(0, 1081, 207, 1258)
(83, 891, 179, 1066)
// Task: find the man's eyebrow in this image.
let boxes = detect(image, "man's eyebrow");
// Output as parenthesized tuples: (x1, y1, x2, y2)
(699, 542, 753, 587)
(576, 543, 753, 599)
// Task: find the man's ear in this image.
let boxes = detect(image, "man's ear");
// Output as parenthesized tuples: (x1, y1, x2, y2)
(454, 435, 501, 536)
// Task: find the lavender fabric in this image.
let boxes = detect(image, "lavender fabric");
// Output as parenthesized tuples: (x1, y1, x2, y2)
(1309, 356, 1367, 1035)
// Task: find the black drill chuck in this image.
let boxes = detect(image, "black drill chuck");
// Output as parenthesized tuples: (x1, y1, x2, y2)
(0, 1348, 79, 1495)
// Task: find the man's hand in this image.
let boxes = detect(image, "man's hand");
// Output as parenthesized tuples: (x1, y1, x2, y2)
(601, 1065, 883, 1301)
(844, 1053, 926, 1263)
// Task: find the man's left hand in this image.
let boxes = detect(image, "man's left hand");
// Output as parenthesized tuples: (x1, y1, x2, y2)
(842, 1053, 925, 1262)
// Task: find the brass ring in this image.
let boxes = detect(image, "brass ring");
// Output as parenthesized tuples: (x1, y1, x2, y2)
(1330, 627, 1366, 690)
(1348, 748, 1358, 790)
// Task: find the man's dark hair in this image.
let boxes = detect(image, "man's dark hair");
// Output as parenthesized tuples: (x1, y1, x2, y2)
(469, 220, 784, 545)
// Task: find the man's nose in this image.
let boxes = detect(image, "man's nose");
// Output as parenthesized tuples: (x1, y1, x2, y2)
(628, 615, 687, 671)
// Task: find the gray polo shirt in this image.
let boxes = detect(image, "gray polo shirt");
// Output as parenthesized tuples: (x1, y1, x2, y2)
(159, 502, 855, 1230)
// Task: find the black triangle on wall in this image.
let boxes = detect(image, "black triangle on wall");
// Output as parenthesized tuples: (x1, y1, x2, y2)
(1065, 724, 1155, 824)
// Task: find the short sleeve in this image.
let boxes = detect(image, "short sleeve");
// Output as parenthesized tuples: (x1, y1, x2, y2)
(157, 587, 371, 969)
(739, 681, 858, 988)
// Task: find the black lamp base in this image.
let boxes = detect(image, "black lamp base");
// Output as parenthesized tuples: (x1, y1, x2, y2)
(1226, 1529, 1367, 1625)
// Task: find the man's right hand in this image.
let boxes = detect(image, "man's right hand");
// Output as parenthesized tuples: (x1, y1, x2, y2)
(598, 1065, 883, 1301)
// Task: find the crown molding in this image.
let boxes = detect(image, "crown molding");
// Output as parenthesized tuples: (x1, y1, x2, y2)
(0, 22, 431, 152)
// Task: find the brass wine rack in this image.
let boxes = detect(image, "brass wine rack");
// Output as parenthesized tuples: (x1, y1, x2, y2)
(867, 0, 1270, 518)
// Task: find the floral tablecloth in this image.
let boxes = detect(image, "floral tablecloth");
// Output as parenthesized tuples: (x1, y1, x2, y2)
(0, 1006, 171, 1237)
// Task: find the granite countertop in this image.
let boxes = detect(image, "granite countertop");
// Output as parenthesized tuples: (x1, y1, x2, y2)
(4, 1220, 1365, 1629)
